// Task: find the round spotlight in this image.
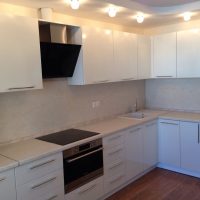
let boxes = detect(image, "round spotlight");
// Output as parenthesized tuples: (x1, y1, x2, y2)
(70, 0, 80, 10)
(183, 12, 191, 21)
(136, 14, 144, 23)
(108, 7, 117, 18)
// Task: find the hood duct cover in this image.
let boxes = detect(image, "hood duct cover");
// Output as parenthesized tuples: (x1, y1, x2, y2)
(39, 23, 81, 78)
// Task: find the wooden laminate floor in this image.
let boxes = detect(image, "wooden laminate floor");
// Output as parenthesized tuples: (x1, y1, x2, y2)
(106, 168, 200, 200)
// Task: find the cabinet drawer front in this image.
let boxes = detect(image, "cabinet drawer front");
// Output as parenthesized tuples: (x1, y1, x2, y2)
(66, 177, 103, 200)
(15, 152, 63, 185)
(0, 169, 16, 200)
(103, 132, 124, 148)
(35, 187, 65, 200)
(104, 160, 125, 178)
(17, 169, 64, 200)
(104, 144, 125, 165)
(104, 172, 125, 194)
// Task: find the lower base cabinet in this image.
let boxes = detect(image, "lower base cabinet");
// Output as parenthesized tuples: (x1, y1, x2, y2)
(180, 121, 200, 174)
(125, 126, 144, 181)
(65, 176, 103, 200)
(0, 169, 16, 200)
(143, 121, 158, 171)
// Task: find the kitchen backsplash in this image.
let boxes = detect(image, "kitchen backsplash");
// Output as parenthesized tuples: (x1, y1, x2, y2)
(0, 79, 145, 144)
(145, 78, 200, 112)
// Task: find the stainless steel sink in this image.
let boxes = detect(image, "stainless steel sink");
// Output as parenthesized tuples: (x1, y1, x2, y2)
(120, 112, 149, 119)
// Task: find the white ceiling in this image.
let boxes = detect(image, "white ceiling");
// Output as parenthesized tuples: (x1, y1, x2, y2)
(131, 0, 200, 7)
(1, 0, 200, 28)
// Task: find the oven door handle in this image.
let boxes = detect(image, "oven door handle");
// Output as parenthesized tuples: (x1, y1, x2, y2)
(67, 147, 103, 163)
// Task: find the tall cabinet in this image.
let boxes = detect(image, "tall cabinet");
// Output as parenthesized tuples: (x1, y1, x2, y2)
(152, 32, 177, 78)
(0, 14, 43, 92)
(138, 35, 151, 79)
(113, 31, 138, 81)
(68, 26, 114, 85)
(177, 30, 200, 78)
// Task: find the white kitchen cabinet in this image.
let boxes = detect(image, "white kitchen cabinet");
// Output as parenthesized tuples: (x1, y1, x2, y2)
(152, 32, 177, 78)
(66, 176, 103, 200)
(0, 14, 43, 93)
(68, 26, 114, 85)
(158, 119, 180, 168)
(180, 121, 200, 173)
(143, 121, 158, 171)
(103, 131, 126, 195)
(16, 152, 65, 200)
(113, 31, 138, 81)
(0, 169, 16, 200)
(125, 126, 143, 181)
(138, 35, 151, 79)
(177, 30, 200, 78)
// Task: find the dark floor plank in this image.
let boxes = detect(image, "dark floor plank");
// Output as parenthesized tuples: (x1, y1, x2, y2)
(106, 168, 200, 200)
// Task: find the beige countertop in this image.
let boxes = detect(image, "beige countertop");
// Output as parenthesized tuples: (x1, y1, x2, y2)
(78, 110, 167, 135)
(0, 139, 62, 165)
(159, 111, 200, 122)
(0, 155, 18, 173)
(1, 109, 199, 169)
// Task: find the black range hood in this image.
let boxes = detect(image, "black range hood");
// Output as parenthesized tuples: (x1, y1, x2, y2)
(39, 23, 81, 78)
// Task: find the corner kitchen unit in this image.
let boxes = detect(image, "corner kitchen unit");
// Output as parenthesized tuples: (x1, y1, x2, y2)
(1, 0, 200, 200)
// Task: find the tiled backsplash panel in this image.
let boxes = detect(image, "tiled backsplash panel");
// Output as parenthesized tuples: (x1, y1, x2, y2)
(145, 78, 200, 112)
(0, 79, 145, 144)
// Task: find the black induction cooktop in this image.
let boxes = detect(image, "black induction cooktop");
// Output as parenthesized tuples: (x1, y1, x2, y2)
(37, 129, 100, 146)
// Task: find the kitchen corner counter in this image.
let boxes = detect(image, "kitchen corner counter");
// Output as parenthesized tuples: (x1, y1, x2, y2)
(159, 111, 200, 122)
(78, 110, 167, 136)
(0, 139, 62, 165)
(0, 155, 18, 173)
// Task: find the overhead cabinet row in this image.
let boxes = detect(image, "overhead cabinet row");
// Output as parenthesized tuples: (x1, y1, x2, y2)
(152, 30, 200, 78)
(68, 27, 151, 85)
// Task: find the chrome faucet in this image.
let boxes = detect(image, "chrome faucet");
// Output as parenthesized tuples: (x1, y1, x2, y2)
(135, 98, 138, 112)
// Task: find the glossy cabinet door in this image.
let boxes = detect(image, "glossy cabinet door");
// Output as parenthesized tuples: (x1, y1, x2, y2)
(138, 35, 151, 79)
(113, 31, 138, 81)
(177, 30, 200, 78)
(125, 126, 143, 181)
(143, 121, 158, 171)
(180, 122, 200, 173)
(82, 26, 114, 84)
(0, 14, 43, 93)
(0, 169, 16, 200)
(152, 32, 177, 78)
(158, 119, 180, 168)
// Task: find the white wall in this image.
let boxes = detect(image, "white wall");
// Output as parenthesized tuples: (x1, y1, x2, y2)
(145, 78, 200, 112)
(0, 79, 145, 144)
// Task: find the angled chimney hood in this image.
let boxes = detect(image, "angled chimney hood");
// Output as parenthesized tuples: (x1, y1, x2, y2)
(39, 23, 81, 79)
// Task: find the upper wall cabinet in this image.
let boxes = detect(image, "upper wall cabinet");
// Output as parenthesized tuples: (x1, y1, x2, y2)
(152, 32, 177, 78)
(138, 35, 151, 79)
(177, 30, 200, 78)
(113, 31, 138, 81)
(0, 14, 43, 93)
(68, 26, 114, 85)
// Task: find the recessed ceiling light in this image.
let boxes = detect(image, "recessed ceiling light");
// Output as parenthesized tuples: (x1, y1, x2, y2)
(136, 14, 144, 23)
(108, 7, 117, 18)
(183, 12, 191, 21)
(70, 0, 80, 10)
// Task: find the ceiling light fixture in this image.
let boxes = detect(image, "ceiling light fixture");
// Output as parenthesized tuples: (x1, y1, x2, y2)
(70, 0, 80, 10)
(136, 14, 144, 24)
(108, 7, 117, 18)
(183, 12, 191, 21)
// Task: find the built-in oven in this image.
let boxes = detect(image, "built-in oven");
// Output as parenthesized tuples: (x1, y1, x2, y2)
(63, 138, 103, 193)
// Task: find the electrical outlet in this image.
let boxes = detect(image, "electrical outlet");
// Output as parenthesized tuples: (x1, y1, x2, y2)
(92, 101, 101, 109)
